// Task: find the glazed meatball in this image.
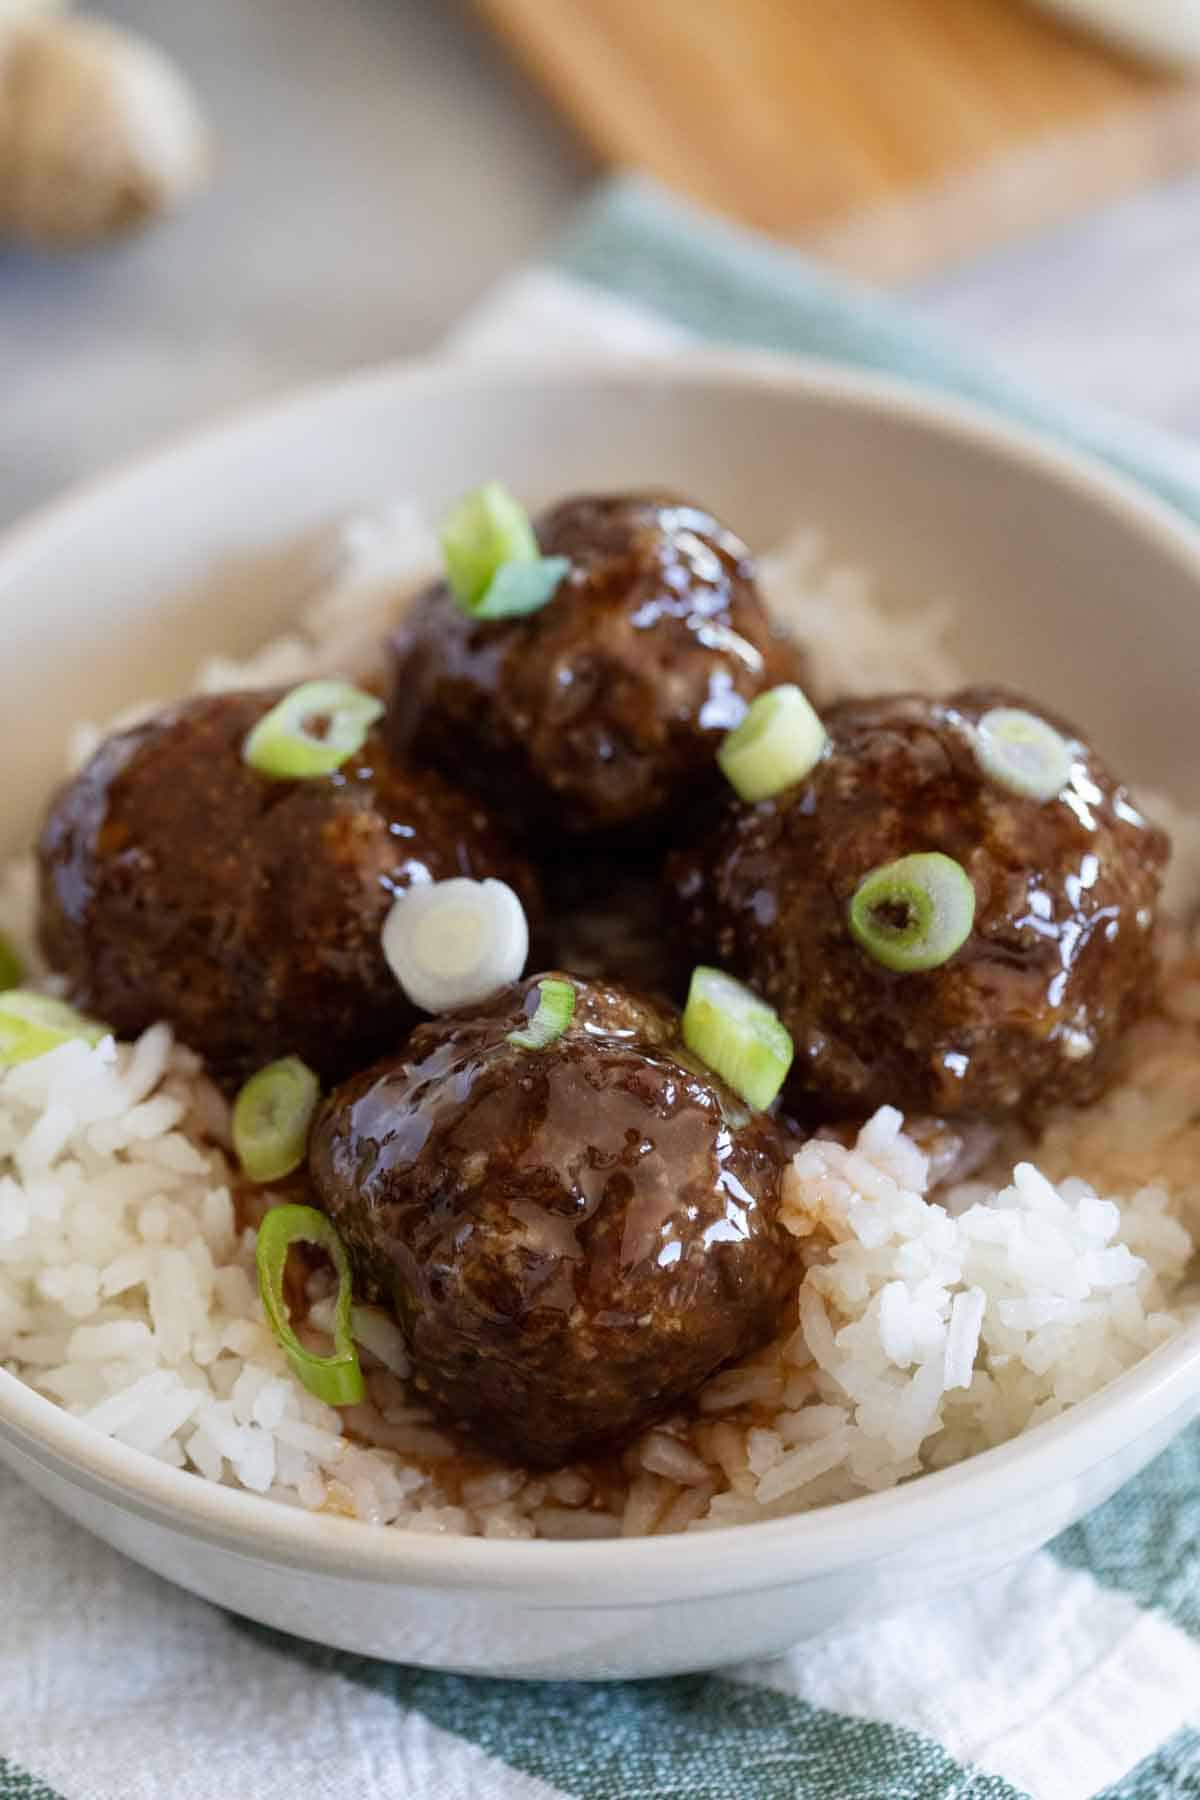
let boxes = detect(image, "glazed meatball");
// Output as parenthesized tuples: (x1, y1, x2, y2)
(309, 975, 798, 1466)
(388, 492, 805, 837)
(37, 689, 539, 1089)
(668, 687, 1169, 1122)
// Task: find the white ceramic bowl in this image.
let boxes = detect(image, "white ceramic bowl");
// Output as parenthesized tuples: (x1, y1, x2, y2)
(1, 354, 1198, 1681)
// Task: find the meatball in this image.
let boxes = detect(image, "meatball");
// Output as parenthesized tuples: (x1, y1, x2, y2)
(388, 491, 805, 837)
(668, 687, 1169, 1122)
(309, 975, 798, 1466)
(37, 688, 539, 1089)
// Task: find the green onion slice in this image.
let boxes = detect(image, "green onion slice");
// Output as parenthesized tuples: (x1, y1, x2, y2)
(0, 990, 108, 1067)
(849, 853, 975, 973)
(682, 966, 794, 1111)
(508, 977, 576, 1051)
(383, 877, 529, 1014)
(440, 483, 569, 622)
(973, 707, 1073, 803)
(472, 556, 570, 621)
(242, 680, 385, 780)
(0, 935, 23, 992)
(233, 1056, 321, 1184)
(440, 481, 539, 610)
(255, 1203, 364, 1408)
(717, 684, 827, 803)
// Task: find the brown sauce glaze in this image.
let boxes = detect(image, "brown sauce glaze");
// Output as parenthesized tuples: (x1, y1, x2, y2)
(387, 492, 806, 839)
(309, 974, 800, 1467)
(668, 686, 1169, 1123)
(36, 689, 540, 1091)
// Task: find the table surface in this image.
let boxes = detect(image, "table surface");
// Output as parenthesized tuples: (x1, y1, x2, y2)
(4, 0, 1200, 531)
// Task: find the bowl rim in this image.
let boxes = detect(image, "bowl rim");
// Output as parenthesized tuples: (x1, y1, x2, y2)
(2, 344, 1198, 1598)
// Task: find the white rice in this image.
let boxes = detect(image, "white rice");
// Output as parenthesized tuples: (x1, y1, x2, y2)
(759, 526, 964, 701)
(1, 504, 1197, 1538)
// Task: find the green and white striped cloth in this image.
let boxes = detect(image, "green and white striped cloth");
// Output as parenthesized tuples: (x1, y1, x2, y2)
(3, 178, 1199, 1800)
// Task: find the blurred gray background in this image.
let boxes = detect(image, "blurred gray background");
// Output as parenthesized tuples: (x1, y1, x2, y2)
(4, 0, 1200, 529)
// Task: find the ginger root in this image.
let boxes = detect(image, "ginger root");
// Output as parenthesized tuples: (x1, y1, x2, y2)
(0, 5, 212, 245)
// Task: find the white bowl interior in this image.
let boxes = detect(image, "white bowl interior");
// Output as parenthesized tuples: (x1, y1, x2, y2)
(0, 354, 1198, 1672)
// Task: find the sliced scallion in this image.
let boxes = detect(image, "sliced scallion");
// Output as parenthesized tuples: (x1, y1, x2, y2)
(0, 935, 22, 992)
(440, 481, 539, 610)
(717, 684, 827, 803)
(382, 877, 529, 1014)
(440, 483, 569, 622)
(0, 990, 107, 1067)
(472, 555, 570, 621)
(973, 707, 1073, 803)
(255, 1203, 364, 1407)
(233, 1056, 321, 1184)
(849, 853, 975, 973)
(682, 966, 793, 1111)
(242, 680, 384, 780)
(508, 977, 576, 1051)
